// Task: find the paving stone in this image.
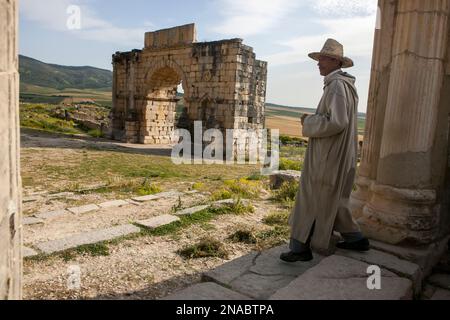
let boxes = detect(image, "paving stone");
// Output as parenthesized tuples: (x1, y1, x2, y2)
(335, 248, 421, 284)
(98, 200, 129, 209)
(22, 196, 40, 203)
(162, 282, 251, 300)
(230, 273, 296, 300)
(203, 251, 259, 285)
(67, 204, 99, 215)
(22, 217, 44, 226)
(47, 192, 74, 200)
(428, 273, 450, 290)
(250, 245, 324, 277)
(23, 246, 38, 258)
(132, 191, 183, 202)
(270, 255, 413, 300)
(35, 224, 141, 254)
(35, 209, 70, 220)
(430, 288, 450, 300)
(175, 205, 210, 216)
(136, 214, 180, 229)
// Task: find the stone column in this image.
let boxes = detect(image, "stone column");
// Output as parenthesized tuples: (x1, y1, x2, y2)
(0, 0, 22, 299)
(351, 0, 397, 218)
(357, 0, 450, 245)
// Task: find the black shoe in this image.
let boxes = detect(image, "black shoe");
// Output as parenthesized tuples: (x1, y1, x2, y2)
(280, 250, 313, 263)
(336, 238, 370, 252)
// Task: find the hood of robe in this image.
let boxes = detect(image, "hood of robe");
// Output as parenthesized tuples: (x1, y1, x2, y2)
(325, 71, 358, 97)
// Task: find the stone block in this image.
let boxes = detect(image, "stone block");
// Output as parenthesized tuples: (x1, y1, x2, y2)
(174, 205, 210, 216)
(22, 217, 44, 226)
(35, 209, 70, 220)
(98, 200, 130, 209)
(270, 255, 413, 300)
(136, 214, 180, 229)
(35, 224, 141, 254)
(162, 282, 251, 300)
(67, 204, 100, 215)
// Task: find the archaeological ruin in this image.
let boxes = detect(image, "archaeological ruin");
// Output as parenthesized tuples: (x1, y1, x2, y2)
(0, 0, 22, 299)
(350, 0, 450, 270)
(110, 24, 267, 149)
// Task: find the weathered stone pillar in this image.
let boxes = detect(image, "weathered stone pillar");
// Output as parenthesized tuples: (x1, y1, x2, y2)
(355, 0, 450, 246)
(351, 0, 397, 218)
(0, 0, 22, 299)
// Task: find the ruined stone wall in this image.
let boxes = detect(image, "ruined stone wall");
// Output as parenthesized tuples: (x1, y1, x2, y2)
(0, 0, 21, 300)
(111, 24, 267, 147)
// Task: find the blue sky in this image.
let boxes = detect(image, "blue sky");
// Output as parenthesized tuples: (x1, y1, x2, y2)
(19, 0, 378, 113)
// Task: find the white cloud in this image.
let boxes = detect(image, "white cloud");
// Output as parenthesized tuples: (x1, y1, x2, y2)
(20, 0, 150, 47)
(311, 0, 378, 17)
(263, 15, 377, 67)
(213, 0, 301, 37)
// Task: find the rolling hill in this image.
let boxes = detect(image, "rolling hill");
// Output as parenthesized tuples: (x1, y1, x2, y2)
(19, 55, 112, 91)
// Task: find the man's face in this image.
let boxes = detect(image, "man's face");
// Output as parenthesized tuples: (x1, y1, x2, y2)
(318, 56, 341, 76)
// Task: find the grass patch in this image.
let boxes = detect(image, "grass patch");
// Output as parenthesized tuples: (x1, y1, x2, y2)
(255, 226, 290, 249)
(58, 243, 110, 262)
(279, 158, 303, 171)
(228, 229, 257, 244)
(263, 211, 289, 226)
(271, 181, 298, 208)
(177, 237, 228, 259)
(87, 129, 104, 138)
(136, 179, 162, 196)
(208, 199, 255, 215)
(210, 189, 233, 201)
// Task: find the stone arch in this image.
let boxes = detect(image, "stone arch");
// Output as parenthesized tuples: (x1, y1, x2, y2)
(143, 58, 190, 97)
(137, 58, 190, 144)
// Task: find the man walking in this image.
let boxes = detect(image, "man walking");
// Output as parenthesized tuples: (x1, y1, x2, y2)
(281, 39, 370, 263)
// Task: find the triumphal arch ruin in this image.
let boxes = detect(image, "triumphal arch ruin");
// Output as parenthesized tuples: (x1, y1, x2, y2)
(110, 24, 267, 146)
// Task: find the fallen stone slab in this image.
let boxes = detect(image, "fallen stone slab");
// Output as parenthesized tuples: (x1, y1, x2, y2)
(47, 192, 74, 200)
(269, 170, 301, 189)
(35, 224, 141, 254)
(270, 255, 413, 300)
(22, 217, 44, 226)
(335, 248, 421, 287)
(23, 196, 40, 203)
(428, 273, 450, 290)
(23, 246, 39, 258)
(67, 204, 99, 215)
(174, 205, 210, 216)
(431, 288, 450, 300)
(34, 209, 70, 220)
(131, 191, 183, 202)
(136, 214, 180, 230)
(162, 282, 251, 300)
(98, 200, 129, 209)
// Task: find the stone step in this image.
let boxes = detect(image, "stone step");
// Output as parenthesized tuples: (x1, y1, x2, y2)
(162, 282, 251, 300)
(34, 224, 141, 254)
(203, 245, 323, 300)
(335, 248, 421, 293)
(136, 214, 180, 229)
(269, 255, 413, 300)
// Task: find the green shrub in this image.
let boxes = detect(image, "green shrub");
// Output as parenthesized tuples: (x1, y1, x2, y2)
(177, 237, 228, 259)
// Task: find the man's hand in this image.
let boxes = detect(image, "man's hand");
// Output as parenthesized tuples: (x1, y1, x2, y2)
(301, 114, 308, 126)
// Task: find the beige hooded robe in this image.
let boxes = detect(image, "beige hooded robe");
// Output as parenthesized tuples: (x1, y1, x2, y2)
(289, 70, 361, 251)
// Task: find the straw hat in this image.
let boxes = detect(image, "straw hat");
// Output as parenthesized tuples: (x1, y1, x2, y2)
(308, 38, 354, 68)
